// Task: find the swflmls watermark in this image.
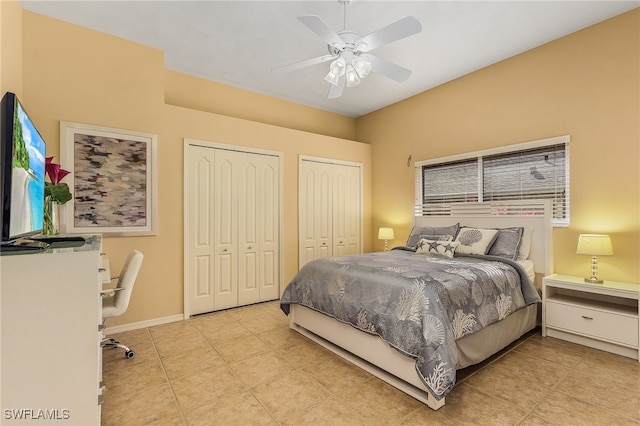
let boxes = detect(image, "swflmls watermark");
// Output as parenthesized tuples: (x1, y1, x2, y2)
(3, 409, 70, 420)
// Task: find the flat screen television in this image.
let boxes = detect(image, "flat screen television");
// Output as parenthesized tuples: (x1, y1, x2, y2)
(0, 91, 47, 245)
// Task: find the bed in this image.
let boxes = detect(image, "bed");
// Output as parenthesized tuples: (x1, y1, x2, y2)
(280, 201, 553, 410)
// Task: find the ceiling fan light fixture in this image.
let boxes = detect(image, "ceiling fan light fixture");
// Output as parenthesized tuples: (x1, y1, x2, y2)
(352, 56, 371, 78)
(324, 70, 340, 86)
(345, 65, 360, 87)
(279, 7, 422, 99)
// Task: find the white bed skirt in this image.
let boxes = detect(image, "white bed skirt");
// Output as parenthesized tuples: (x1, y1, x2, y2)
(288, 303, 538, 410)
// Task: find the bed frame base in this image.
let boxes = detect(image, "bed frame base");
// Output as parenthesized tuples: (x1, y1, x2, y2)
(289, 304, 445, 410)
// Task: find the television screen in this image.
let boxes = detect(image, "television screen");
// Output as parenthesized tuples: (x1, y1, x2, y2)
(0, 92, 46, 242)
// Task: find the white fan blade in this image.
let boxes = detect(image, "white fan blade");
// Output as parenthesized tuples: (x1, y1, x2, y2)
(356, 16, 422, 52)
(272, 55, 335, 74)
(368, 54, 412, 82)
(327, 77, 345, 99)
(298, 15, 345, 49)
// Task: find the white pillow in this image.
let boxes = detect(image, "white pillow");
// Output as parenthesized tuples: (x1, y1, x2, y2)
(454, 227, 499, 255)
(415, 239, 460, 258)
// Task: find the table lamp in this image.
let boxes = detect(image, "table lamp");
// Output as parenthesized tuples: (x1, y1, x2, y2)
(576, 234, 613, 284)
(378, 227, 394, 251)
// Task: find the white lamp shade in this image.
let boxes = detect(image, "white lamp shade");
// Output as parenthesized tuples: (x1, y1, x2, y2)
(378, 227, 394, 240)
(576, 234, 613, 256)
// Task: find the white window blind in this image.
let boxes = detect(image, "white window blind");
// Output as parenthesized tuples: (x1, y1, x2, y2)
(421, 159, 478, 203)
(416, 135, 570, 226)
(483, 144, 568, 225)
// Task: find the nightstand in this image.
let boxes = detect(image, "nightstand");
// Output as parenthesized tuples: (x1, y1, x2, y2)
(542, 274, 639, 361)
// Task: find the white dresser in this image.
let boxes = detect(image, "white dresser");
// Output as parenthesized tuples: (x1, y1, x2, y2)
(542, 273, 640, 361)
(0, 235, 104, 424)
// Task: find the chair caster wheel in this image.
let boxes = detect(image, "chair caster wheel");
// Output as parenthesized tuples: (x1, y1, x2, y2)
(124, 350, 135, 359)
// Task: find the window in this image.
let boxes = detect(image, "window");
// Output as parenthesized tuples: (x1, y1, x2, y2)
(421, 159, 478, 203)
(415, 135, 570, 226)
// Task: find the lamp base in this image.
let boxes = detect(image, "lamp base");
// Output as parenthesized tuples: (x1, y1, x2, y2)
(584, 255, 604, 284)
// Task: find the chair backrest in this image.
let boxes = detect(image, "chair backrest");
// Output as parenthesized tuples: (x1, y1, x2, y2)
(110, 250, 144, 317)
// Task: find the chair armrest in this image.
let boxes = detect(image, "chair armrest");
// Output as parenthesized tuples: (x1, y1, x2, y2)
(100, 287, 125, 297)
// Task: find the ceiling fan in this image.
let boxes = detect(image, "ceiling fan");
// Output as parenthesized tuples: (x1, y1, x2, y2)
(272, 0, 422, 99)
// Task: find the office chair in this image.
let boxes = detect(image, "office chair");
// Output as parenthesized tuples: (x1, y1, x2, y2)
(101, 250, 144, 359)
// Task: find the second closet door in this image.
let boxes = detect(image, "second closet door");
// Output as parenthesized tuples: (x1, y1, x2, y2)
(299, 158, 361, 269)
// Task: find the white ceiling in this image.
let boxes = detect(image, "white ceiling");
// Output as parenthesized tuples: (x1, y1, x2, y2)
(21, 1, 639, 118)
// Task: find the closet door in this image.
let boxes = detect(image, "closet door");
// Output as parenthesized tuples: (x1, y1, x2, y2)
(332, 163, 361, 256)
(213, 149, 239, 310)
(257, 155, 280, 302)
(299, 158, 362, 269)
(187, 142, 281, 316)
(187, 146, 216, 314)
(299, 160, 333, 267)
(237, 152, 280, 305)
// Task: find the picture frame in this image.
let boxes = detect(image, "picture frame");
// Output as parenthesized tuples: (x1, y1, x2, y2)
(60, 121, 157, 236)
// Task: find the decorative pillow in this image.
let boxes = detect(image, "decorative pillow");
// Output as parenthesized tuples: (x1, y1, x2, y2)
(488, 227, 524, 260)
(516, 227, 534, 261)
(419, 234, 453, 242)
(406, 223, 460, 248)
(415, 239, 460, 258)
(454, 227, 499, 255)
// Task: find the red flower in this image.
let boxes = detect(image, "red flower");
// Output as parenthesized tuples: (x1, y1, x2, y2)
(45, 156, 71, 184)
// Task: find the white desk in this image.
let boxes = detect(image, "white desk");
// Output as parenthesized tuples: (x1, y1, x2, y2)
(0, 235, 104, 425)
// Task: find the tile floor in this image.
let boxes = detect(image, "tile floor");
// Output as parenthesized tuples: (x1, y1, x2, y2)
(101, 301, 640, 425)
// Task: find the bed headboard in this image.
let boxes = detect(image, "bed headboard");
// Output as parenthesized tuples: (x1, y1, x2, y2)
(413, 200, 553, 286)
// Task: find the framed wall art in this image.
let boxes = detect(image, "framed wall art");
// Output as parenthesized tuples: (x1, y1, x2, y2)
(60, 121, 158, 236)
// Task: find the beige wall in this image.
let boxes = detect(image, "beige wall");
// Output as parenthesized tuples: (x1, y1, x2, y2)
(0, 1, 23, 97)
(165, 70, 356, 140)
(17, 10, 371, 326)
(357, 9, 640, 283)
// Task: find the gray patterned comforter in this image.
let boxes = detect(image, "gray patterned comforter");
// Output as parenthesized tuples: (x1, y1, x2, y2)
(280, 249, 540, 400)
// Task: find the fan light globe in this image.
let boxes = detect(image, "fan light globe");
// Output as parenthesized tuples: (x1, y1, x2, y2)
(346, 66, 360, 87)
(352, 56, 371, 78)
(324, 70, 340, 86)
(329, 57, 347, 77)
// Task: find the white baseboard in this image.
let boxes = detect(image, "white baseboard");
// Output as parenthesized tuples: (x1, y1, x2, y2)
(104, 314, 184, 335)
